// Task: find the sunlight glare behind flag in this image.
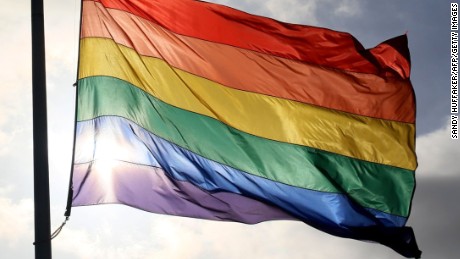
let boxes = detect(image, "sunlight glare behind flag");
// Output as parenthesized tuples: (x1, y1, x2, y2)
(69, 0, 421, 257)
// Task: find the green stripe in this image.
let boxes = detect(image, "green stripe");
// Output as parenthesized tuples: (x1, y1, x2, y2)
(77, 76, 414, 217)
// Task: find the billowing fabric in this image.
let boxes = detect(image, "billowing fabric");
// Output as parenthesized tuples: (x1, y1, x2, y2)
(71, 0, 420, 257)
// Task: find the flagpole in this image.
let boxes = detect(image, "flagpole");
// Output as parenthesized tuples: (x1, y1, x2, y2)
(31, 0, 52, 258)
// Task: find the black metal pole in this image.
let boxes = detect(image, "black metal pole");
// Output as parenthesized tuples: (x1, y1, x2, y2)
(31, 0, 52, 258)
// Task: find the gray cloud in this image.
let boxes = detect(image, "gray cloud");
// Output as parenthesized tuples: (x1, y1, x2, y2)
(416, 120, 460, 178)
(408, 177, 460, 259)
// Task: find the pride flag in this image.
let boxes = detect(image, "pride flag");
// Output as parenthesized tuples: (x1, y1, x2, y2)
(70, 0, 420, 257)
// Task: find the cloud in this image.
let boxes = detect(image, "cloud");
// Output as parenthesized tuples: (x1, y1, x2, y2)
(0, 2, 29, 34)
(201, 0, 366, 33)
(0, 0, 33, 158)
(253, 0, 363, 24)
(0, 187, 33, 246)
(48, 206, 401, 259)
(408, 177, 460, 259)
(204, 0, 318, 24)
(54, 223, 155, 259)
(0, 131, 12, 156)
(416, 119, 460, 178)
(44, 0, 81, 86)
(262, 0, 319, 24)
(332, 0, 362, 17)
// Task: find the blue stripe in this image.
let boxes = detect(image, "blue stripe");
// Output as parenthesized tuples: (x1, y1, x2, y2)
(75, 116, 407, 230)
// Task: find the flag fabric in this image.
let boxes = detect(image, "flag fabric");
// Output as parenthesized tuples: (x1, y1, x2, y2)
(70, 0, 420, 257)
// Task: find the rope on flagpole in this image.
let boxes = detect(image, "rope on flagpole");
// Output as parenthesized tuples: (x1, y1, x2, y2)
(33, 217, 69, 246)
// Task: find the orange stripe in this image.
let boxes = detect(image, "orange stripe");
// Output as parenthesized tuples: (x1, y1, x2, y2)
(81, 1, 415, 123)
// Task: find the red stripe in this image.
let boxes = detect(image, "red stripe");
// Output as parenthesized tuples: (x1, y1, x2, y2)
(89, 0, 411, 78)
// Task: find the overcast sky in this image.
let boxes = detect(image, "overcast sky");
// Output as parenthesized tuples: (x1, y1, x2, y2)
(0, 0, 459, 258)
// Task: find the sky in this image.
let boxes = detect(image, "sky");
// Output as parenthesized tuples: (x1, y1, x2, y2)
(0, 0, 458, 258)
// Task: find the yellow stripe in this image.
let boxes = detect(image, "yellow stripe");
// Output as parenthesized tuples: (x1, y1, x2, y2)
(79, 37, 416, 170)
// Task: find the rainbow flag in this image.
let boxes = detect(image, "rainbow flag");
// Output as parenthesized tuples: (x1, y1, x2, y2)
(70, 0, 420, 257)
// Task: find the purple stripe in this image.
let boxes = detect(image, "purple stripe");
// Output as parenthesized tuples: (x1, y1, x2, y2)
(72, 161, 294, 223)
